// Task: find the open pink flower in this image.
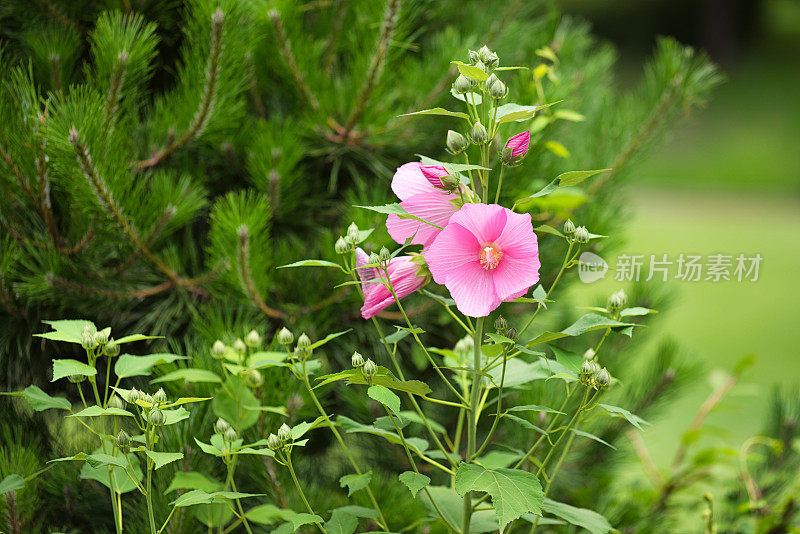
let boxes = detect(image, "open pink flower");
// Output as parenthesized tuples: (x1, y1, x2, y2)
(505, 130, 530, 158)
(355, 248, 427, 319)
(386, 162, 463, 249)
(425, 203, 540, 317)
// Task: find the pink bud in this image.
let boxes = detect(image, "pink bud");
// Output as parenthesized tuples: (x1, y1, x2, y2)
(419, 165, 450, 188)
(505, 131, 530, 158)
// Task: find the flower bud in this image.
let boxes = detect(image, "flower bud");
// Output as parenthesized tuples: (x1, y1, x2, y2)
(574, 226, 589, 244)
(211, 340, 226, 359)
(277, 327, 294, 346)
(468, 49, 480, 64)
(580, 360, 600, 386)
(494, 315, 508, 333)
(563, 219, 576, 234)
(142, 392, 154, 404)
(453, 74, 473, 94)
(346, 222, 360, 244)
(245, 369, 263, 388)
(277, 423, 292, 443)
(153, 388, 167, 404)
(506, 327, 518, 341)
(489, 79, 507, 99)
(81, 330, 97, 350)
(477, 45, 493, 63)
(504, 131, 530, 162)
(362, 359, 377, 378)
(369, 252, 381, 266)
(470, 121, 489, 145)
(224, 427, 238, 442)
(474, 60, 487, 73)
(378, 246, 391, 264)
(296, 333, 311, 349)
(500, 146, 514, 166)
(593, 367, 611, 389)
(105, 339, 120, 358)
(267, 433, 281, 450)
(583, 348, 596, 360)
(108, 394, 125, 410)
(117, 430, 130, 451)
(454, 335, 474, 356)
(446, 130, 468, 155)
(93, 329, 108, 346)
(351, 351, 365, 367)
(440, 174, 461, 191)
(214, 418, 230, 435)
(67, 374, 85, 383)
(128, 388, 141, 404)
(335, 236, 350, 254)
(148, 407, 165, 426)
(608, 290, 627, 312)
(232, 338, 246, 354)
(245, 329, 262, 348)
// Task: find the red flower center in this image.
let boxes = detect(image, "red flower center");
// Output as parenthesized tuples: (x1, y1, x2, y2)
(479, 244, 503, 270)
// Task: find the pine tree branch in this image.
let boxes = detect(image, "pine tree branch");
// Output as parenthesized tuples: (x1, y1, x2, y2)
(102, 51, 129, 140)
(0, 277, 24, 319)
(49, 274, 174, 300)
(35, 0, 80, 32)
(0, 143, 38, 205)
(111, 205, 176, 276)
(135, 9, 225, 169)
(340, 0, 401, 139)
(322, 0, 345, 76)
(268, 9, 320, 112)
(244, 52, 265, 118)
(236, 224, 286, 320)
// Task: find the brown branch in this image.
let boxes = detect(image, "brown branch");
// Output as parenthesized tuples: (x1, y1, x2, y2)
(135, 9, 225, 169)
(269, 9, 320, 111)
(35, 0, 80, 32)
(49, 274, 174, 300)
(236, 225, 286, 319)
(0, 143, 37, 204)
(111, 205, 176, 276)
(340, 0, 401, 138)
(244, 52, 265, 118)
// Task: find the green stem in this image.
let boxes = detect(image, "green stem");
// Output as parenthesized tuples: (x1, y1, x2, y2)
(472, 345, 508, 459)
(285, 455, 327, 534)
(229, 474, 254, 534)
(145, 429, 157, 534)
(494, 164, 505, 204)
(518, 241, 575, 338)
(462, 317, 485, 534)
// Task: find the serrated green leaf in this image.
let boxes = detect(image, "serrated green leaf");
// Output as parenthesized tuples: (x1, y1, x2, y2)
(557, 169, 611, 186)
(70, 406, 134, 418)
(19, 385, 71, 411)
(572, 429, 616, 449)
(114, 334, 162, 344)
(367, 385, 401, 413)
(526, 314, 636, 346)
(172, 489, 263, 507)
(619, 306, 657, 317)
(52, 359, 97, 382)
(114, 353, 186, 378)
(400, 107, 469, 119)
(355, 204, 442, 229)
(324, 509, 358, 534)
(290, 513, 324, 531)
(309, 330, 350, 349)
(339, 471, 372, 497)
(454, 464, 543, 530)
(35, 320, 94, 344)
(398, 471, 430, 497)
(145, 450, 183, 470)
(0, 474, 25, 495)
(165, 471, 222, 494)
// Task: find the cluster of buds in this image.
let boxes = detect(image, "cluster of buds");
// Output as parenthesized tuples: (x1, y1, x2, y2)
(267, 423, 293, 452)
(607, 289, 627, 313)
(335, 222, 361, 253)
(493, 316, 519, 341)
(80, 323, 119, 358)
(579, 360, 612, 390)
(470, 45, 499, 68)
(215, 418, 238, 443)
(294, 333, 312, 359)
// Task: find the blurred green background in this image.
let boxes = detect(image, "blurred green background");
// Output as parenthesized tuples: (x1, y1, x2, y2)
(561, 0, 800, 463)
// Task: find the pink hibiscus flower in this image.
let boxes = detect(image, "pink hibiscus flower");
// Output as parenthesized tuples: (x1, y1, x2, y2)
(425, 203, 541, 317)
(385, 162, 464, 249)
(355, 248, 427, 319)
(505, 130, 531, 158)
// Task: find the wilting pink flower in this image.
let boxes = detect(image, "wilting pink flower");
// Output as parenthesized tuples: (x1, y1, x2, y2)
(386, 162, 463, 249)
(355, 248, 427, 319)
(505, 130, 530, 158)
(425, 203, 540, 317)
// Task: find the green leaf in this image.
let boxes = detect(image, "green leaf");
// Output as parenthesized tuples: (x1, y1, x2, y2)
(0, 474, 25, 494)
(532, 224, 565, 238)
(486, 359, 549, 388)
(419, 485, 498, 533)
(290, 513, 324, 531)
(165, 471, 222, 494)
(114, 334, 162, 344)
(454, 463, 543, 530)
(485, 333, 515, 345)
(549, 345, 583, 373)
(553, 109, 585, 122)
(526, 314, 636, 346)
(597, 404, 649, 431)
(450, 89, 483, 105)
(115, 353, 186, 378)
(52, 359, 97, 382)
(162, 407, 190, 426)
(213, 375, 260, 431)
(338, 416, 428, 455)
(495, 103, 538, 124)
(508, 404, 565, 415)
(477, 451, 524, 469)
(504, 414, 548, 436)
(324, 509, 358, 534)
(339, 471, 372, 497)
(542, 498, 613, 534)
(145, 450, 184, 470)
(151, 368, 222, 384)
(557, 169, 611, 186)
(35, 320, 94, 344)
(544, 140, 570, 158)
(620, 306, 657, 317)
(451, 61, 490, 81)
(367, 385, 401, 413)
(398, 471, 430, 497)
(309, 330, 351, 349)
(384, 328, 411, 345)
(19, 385, 71, 411)
(70, 406, 134, 418)
(316, 367, 431, 396)
(572, 429, 616, 449)
(245, 504, 293, 525)
(278, 259, 344, 270)
(172, 489, 263, 507)
(290, 415, 329, 440)
(355, 204, 442, 229)
(400, 107, 469, 120)
(79, 447, 142, 494)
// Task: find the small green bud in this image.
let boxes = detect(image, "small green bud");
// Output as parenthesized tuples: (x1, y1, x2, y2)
(506, 327, 518, 341)
(453, 74, 473, 94)
(153, 388, 167, 404)
(108, 394, 125, 410)
(593, 367, 611, 389)
(574, 226, 589, 244)
(608, 290, 627, 312)
(81, 330, 97, 350)
(378, 246, 391, 264)
(440, 174, 461, 191)
(468, 49, 480, 64)
(277, 423, 292, 443)
(224, 427, 238, 442)
(232, 338, 246, 354)
(148, 407, 165, 426)
(454, 335, 474, 355)
(367, 252, 379, 266)
(267, 433, 281, 450)
(446, 130, 469, 155)
(485, 51, 499, 69)
(105, 339, 120, 358)
(346, 222, 360, 244)
(474, 60, 487, 73)
(277, 327, 294, 345)
(128, 388, 141, 404)
(211, 340, 226, 359)
(580, 360, 600, 386)
(477, 45, 493, 63)
(245, 369, 263, 388)
(494, 315, 508, 333)
(470, 121, 489, 145)
(296, 333, 311, 349)
(142, 392, 154, 404)
(500, 146, 514, 166)
(214, 418, 230, 434)
(335, 236, 350, 254)
(245, 329, 262, 348)
(351, 351, 365, 367)
(116, 430, 130, 450)
(363, 359, 377, 378)
(563, 219, 576, 234)
(583, 348, 596, 360)
(93, 330, 108, 346)
(67, 374, 85, 384)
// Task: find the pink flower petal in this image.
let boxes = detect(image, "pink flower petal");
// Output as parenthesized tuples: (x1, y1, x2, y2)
(445, 261, 499, 317)
(447, 203, 507, 245)
(420, 165, 449, 188)
(494, 210, 539, 259)
(492, 255, 541, 302)
(505, 131, 530, 158)
(425, 222, 481, 284)
(359, 255, 426, 319)
(386, 191, 460, 248)
(391, 162, 431, 201)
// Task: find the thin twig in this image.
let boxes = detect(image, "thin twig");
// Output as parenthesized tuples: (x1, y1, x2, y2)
(102, 51, 129, 140)
(269, 9, 320, 111)
(627, 429, 664, 487)
(236, 225, 286, 319)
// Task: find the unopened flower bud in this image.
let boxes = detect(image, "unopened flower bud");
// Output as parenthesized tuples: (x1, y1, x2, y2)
(245, 329, 262, 348)
(454, 335, 474, 355)
(574, 226, 589, 244)
(105, 339, 119, 357)
(81, 330, 97, 350)
(485, 51, 499, 69)
(93, 330, 108, 346)
(277, 327, 294, 346)
(351, 351, 365, 367)
(504, 131, 530, 163)
(470, 121, 489, 145)
(468, 49, 480, 64)
(583, 348, 596, 360)
(446, 130, 468, 155)
(211, 340, 226, 359)
(142, 393, 154, 404)
(485, 74, 506, 99)
(563, 219, 576, 234)
(296, 333, 311, 349)
(608, 290, 627, 311)
(277, 423, 292, 443)
(245, 369, 263, 388)
(363, 359, 377, 378)
(346, 222, 360, 244)
(506, 327, 518, 341)
(148, 407, 165, 426)
(500, 146, 514, 166)
(580, 360, 600, 386)
(369, 252, 381, 266)
(494, 315, 508, 333)
(108, 394, 124, 410)
(378, 247, 391, 264)
(232, 338, 246, 354)
(477, 45, 493, 63)
(593, 367, 611, 389)
(153, 388, 167, 404)
(224, 427, 238, 442)
(474, 60, 487, 73)
(214, 418, 230, 434)
(117, 430, 130, 450)
(440, 174, 461, 191)
(335, 236, 350, 254)
(267, 433, 281, 450)
(128, 388, 141, 404)
(68, 374, 85, 383)
(453, 74, 473, 94)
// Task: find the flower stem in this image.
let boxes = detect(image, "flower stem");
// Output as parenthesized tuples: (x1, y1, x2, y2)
(518, 241, 575, 338)
(462, 316, 485, 534)
(285, 454, 327, 534)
